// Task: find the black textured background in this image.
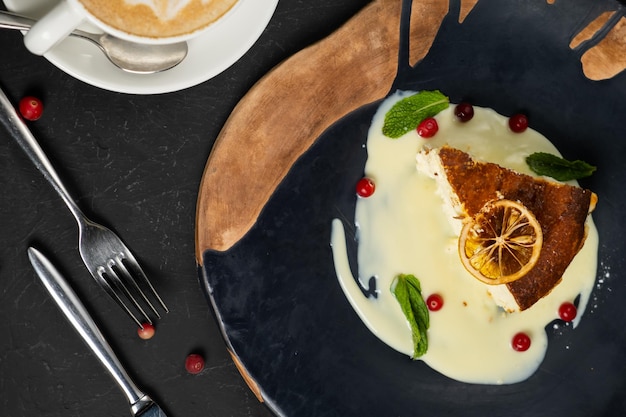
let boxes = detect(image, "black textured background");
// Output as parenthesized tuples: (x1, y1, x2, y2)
(3, 0, 626, 416)
(0, 1, 369, 416)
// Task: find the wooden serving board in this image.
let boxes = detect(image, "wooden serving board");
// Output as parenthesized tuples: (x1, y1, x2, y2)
(195, 0, 625, 262)
(196, 0, 461, 259)
(194, 0, 626, 409)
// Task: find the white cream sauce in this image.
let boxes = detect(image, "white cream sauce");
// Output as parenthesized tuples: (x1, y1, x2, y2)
(331, 91, 599, 385)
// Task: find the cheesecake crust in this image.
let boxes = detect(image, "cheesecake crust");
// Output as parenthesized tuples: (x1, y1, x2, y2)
(437, 146, 596, 310)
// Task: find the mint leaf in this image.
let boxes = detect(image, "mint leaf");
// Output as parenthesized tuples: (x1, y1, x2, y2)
(526, 152, 596, 181)
(391, 274, 429, 358)
(382, 90, 449, 138)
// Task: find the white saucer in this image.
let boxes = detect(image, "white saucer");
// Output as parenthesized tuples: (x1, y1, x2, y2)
(3, 0, 278, 94)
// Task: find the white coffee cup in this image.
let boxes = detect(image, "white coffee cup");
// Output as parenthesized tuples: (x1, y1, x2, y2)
(24, 0, 239, 56)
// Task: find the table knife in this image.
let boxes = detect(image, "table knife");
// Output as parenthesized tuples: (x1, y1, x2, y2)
(27, 247, 168, 417)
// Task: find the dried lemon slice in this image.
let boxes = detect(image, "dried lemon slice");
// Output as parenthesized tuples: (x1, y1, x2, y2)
(458, 199, 543, 285)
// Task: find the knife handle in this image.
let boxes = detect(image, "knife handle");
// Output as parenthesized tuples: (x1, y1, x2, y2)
(27, 247, 153, 413)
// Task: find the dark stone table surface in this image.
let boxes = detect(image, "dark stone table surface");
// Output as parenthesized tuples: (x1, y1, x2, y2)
(0, 1, 368, 416)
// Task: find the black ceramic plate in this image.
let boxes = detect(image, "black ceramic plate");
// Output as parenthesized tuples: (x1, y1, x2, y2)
(200, 0, 626, 415)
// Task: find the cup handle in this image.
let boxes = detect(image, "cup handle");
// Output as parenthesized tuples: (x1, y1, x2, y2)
(23, 1, 86, 56)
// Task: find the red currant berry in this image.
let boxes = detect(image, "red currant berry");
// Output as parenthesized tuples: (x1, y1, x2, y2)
(19, 96, 43, 121)
(185, 353, 205, 374)
(454, 102, 474, 122)
(137, 322, 155, 340)
(558, 302, 577, 322)
(511, 332, 531, 352)
(356, 177, 375, 198)
(426, 294, 444, 311)
(417, 117, 439, 138)
(508, 113, 528, 133)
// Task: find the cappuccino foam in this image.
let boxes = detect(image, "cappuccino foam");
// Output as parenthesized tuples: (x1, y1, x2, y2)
(79, 0, 239, 38)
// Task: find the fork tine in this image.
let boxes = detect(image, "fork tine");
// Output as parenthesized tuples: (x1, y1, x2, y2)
(92, 267, 145, 328)
(121, 251, 169, 314)
(114, 253, 161, 319)
(101, 262, 153, 326)
(78, 222, 168, 326)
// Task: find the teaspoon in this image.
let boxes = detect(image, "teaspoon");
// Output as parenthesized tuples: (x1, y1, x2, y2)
(0, 10, 188, 74)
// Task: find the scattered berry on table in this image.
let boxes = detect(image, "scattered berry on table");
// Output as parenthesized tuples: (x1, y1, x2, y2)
(508, 113, 528, 133)
(185, 353, 205, 374)
(19, 96, 43, 121)
(417, 117, 439, 138)
(137, 322, 155, 340)
(454, 102, 474, 122)
(511, 332, 531, 352)
(356, 177, 375, 198)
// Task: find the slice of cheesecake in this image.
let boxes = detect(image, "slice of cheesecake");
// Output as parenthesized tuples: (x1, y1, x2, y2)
(416, 146, 597, 311)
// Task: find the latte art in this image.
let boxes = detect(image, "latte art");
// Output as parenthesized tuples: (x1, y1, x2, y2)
(79, 0, 239, 38)
(126, 0, 194, 21)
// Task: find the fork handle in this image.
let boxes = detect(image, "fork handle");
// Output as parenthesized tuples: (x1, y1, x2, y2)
(28, 247, 154, 413)
(0, 86, 86, 224)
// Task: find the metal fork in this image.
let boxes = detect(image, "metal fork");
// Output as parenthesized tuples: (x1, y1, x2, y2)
(0, 86, 168, 327)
